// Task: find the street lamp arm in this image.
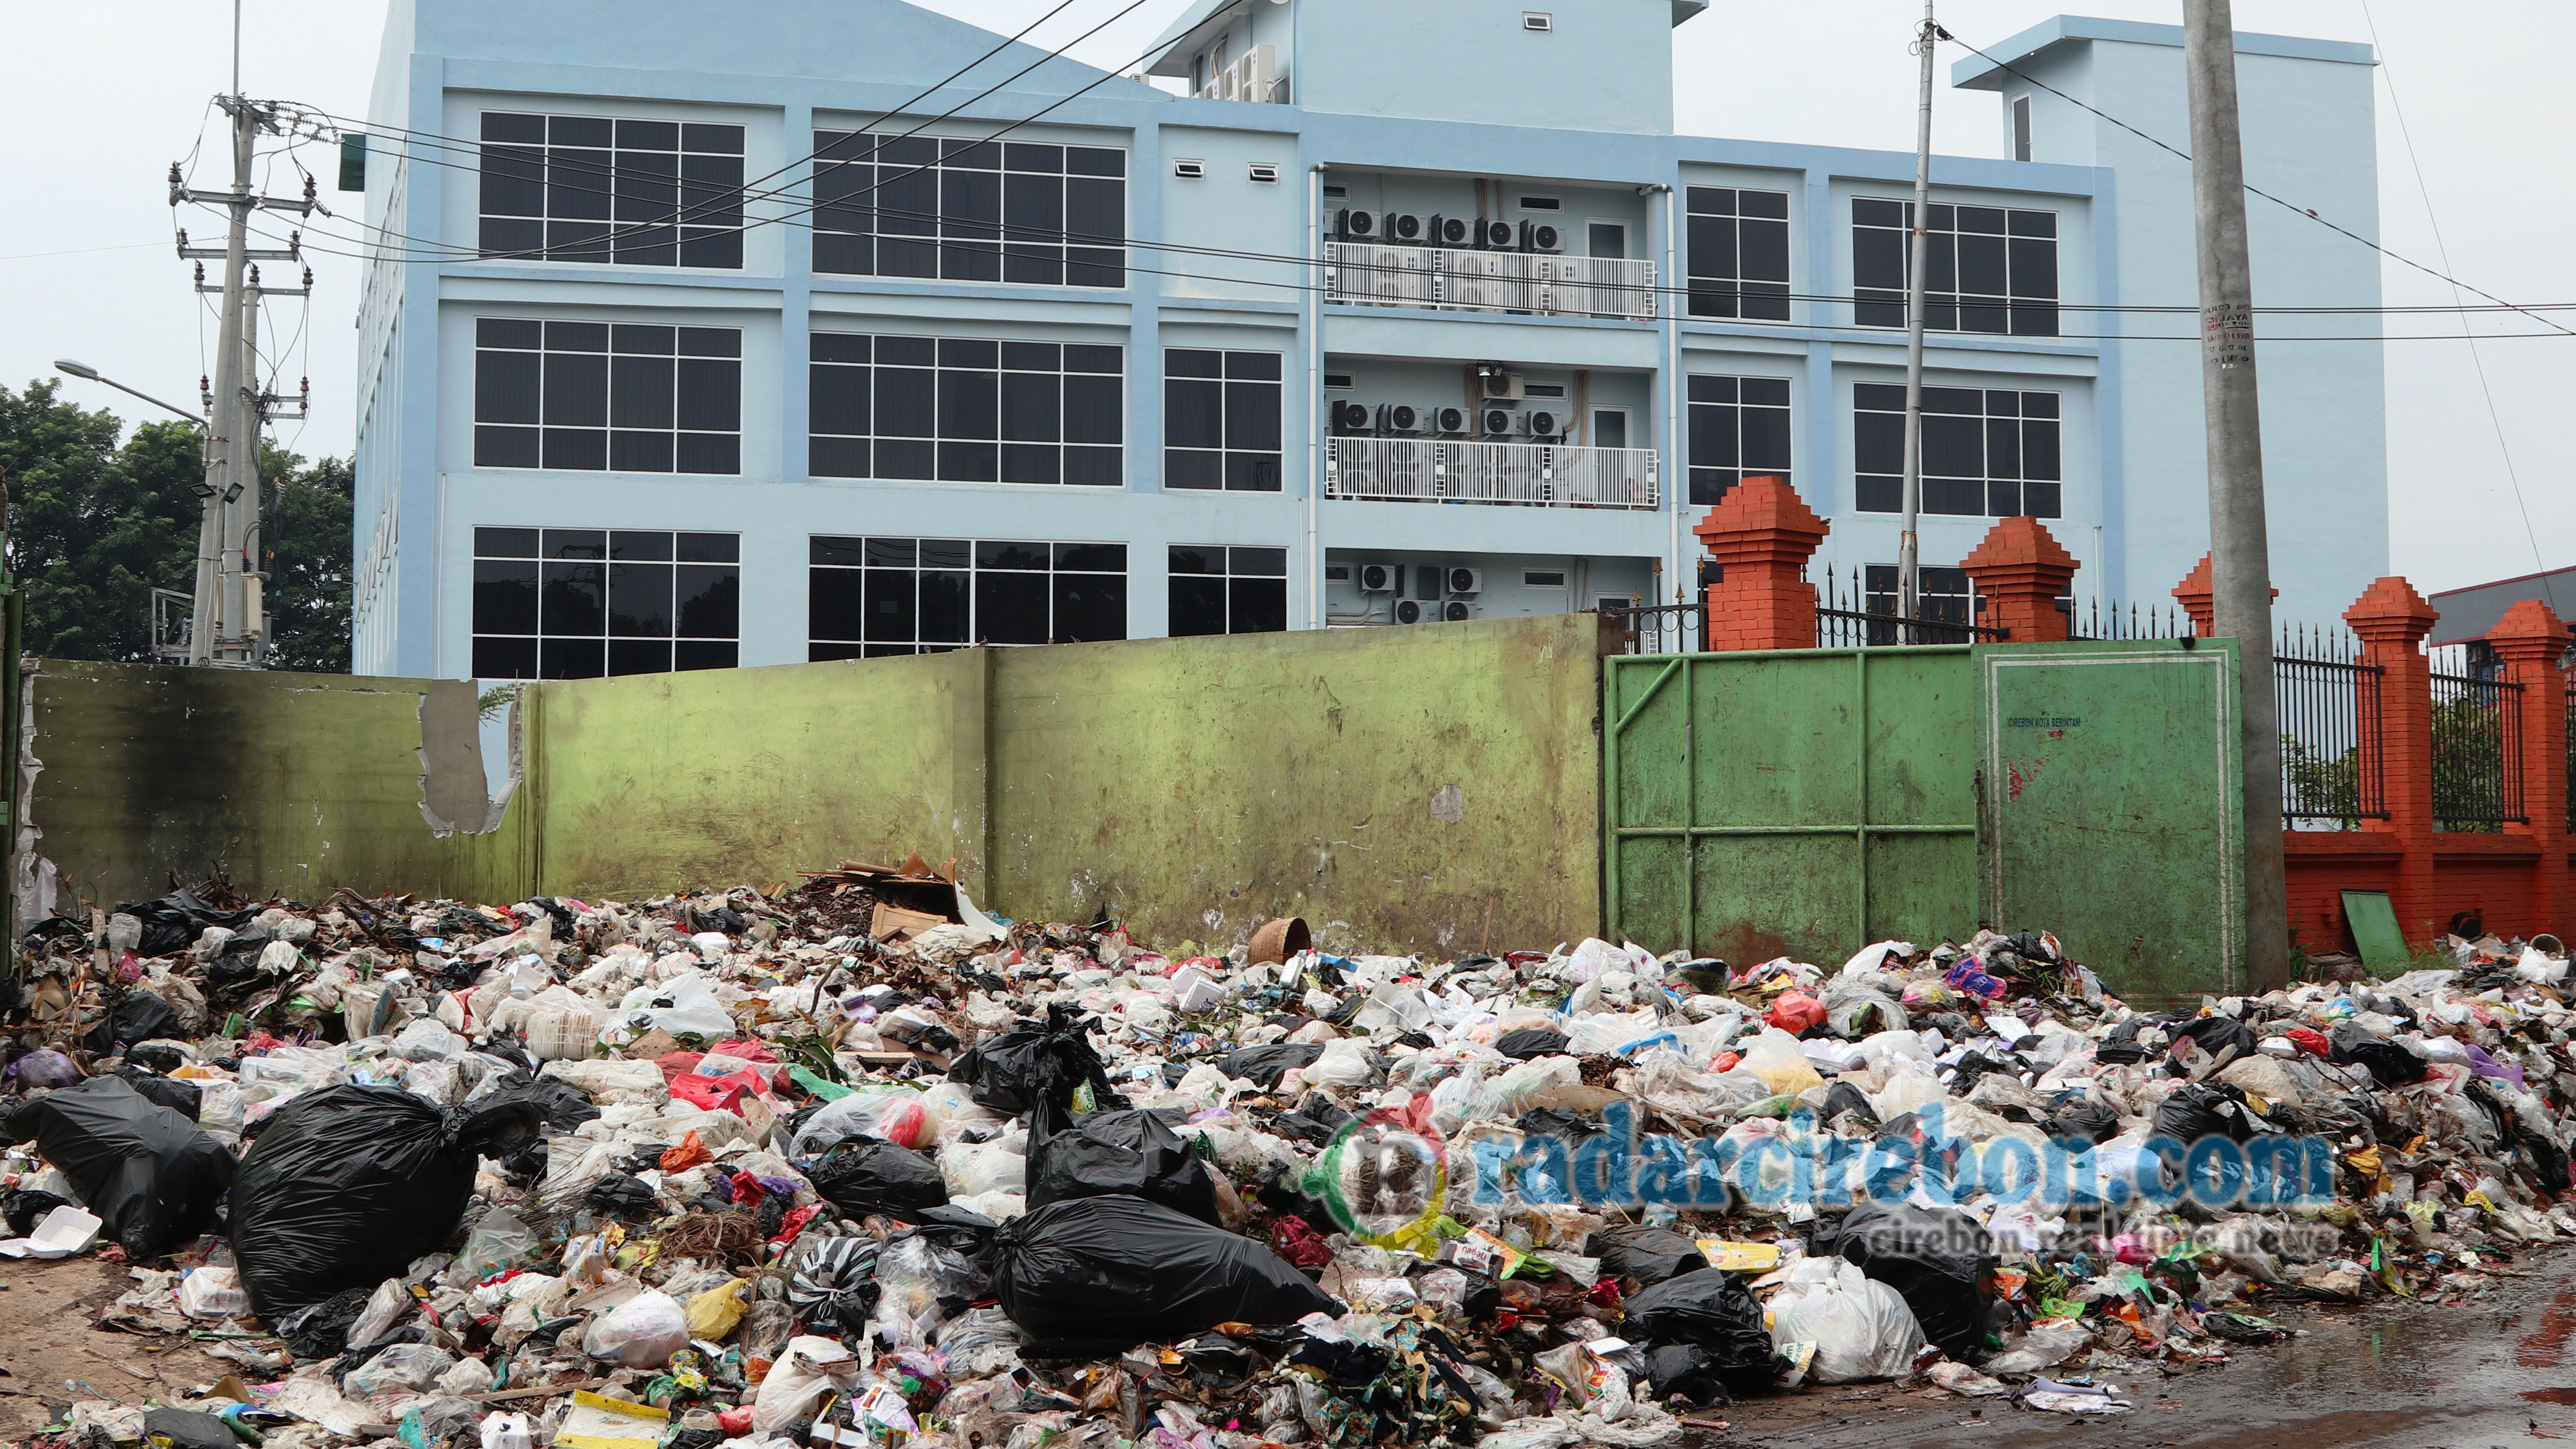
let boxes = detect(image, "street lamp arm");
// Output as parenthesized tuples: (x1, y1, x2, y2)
(53, 361, 207, 430)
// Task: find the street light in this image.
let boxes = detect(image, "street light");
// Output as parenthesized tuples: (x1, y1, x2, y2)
(53, 358, 207, 430)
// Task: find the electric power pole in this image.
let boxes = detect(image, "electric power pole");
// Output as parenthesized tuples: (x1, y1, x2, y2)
(1897, 0, 1938, 641)
(2182, 0, 2289, 992)
(173, 85, 311, 668)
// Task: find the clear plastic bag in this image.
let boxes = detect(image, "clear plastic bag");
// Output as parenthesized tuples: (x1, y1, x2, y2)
(580, 1289, 689, 1368)
(935, 1305, 1024, 1380)
(1766, 1259, 1924, 1384)
(872, 1235, 985, 1344)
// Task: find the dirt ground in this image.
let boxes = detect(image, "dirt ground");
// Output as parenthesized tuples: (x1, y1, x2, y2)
(6, 1248, 2576, 1448)
(0, 1256, 245, 1441)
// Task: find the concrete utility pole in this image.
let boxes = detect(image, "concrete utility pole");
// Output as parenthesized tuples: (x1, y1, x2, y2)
(1896, 0, 1937, 640)
(2182, 0, 2289, 990)
(174, 77, 312, 666)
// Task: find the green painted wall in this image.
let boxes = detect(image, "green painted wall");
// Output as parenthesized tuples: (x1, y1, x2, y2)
(23, 614, 1609, 954)
(985, 613, 1609, 953)
(27, 660, 528, 909)
(525, 650, 990, 900)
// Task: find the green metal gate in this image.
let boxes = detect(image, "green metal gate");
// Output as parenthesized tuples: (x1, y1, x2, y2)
(1604, 638, 2246, 996)
(1603, 646, 1980, 963)
(1976, 638, 2245, 999)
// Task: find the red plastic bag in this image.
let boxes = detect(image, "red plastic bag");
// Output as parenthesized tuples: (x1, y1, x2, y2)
(667, 1073, 756, 1114)
(1765, 992, 1826, 1034)
(2284, 1027, 2331, 1058)
(1272, 1214, 1333, 1270)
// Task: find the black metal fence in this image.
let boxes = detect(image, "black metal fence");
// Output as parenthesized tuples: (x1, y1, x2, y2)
(2068, 598, 2193, 641)
(2429, 645, 2524, 831)
(2276, 624, 2386, 827)
(1812, 566, 2008, 647)
(1600, 601, 1703, 656)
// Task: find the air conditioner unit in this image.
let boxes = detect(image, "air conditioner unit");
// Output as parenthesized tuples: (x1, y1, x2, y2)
(1441, 599, 1474, 622)
(1373, 402, 1422, 434)
(1235, 44, 1277, 102)
(1525, 409, 1560, 438)
(1476, 367, 1525, 401)
(1520, 219, 1564, 253)
(1426, 214, 1472, 248)
(1393, 597, 1433, 624)
(1330, 400, 1374, 433)
(1358, 563, 1395, 593)
(1336, 208, 1379, 241)
(1383, 212, 1428, 244)
(1474, 218, 1515, 249)
(1446, 567, 1484, 596)
(1423, 404, 1469, 434)
(1480, 406, 1522, 436)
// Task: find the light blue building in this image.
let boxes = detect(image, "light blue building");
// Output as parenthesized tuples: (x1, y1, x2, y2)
(348, 0, 2387, 679)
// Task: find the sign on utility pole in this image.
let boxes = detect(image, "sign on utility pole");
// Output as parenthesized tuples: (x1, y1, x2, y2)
(2182, 0, 2290, 989)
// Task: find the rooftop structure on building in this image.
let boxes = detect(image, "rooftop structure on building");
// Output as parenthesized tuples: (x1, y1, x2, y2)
(348, 0, 2388, 679)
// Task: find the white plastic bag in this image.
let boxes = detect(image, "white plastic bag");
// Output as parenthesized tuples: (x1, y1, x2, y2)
(751, 1336, 862, 1432)
(581, 1289, 689, 1367)
(178, 1265, 252, 1320)
(1767, 1259, 1925, 1384)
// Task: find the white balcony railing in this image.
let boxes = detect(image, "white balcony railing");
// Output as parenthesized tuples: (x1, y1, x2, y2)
(1324, 243, 1659, 321)
(1325, 436, 1660, 509)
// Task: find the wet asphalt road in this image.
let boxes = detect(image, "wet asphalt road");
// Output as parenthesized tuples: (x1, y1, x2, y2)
(1715, 1247, 2576, 1448)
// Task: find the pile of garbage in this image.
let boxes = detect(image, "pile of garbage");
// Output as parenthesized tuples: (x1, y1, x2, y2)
(5, 864, 2576, 1448)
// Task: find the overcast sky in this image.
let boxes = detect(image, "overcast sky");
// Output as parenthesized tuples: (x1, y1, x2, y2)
(5, 1, 2566, 603)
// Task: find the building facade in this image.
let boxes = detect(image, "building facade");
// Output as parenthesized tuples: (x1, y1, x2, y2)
(348, 0, 2388, 679)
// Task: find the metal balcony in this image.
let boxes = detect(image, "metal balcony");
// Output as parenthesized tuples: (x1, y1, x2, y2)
(1324, 436, 1660, 509)
(1323, 243, 1659, 321)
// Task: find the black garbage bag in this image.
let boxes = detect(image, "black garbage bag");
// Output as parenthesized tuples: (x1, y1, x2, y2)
(2, 1187, 72, 1236)
(1495, 1029, 1571, 1061)
(1585, 1224, 1707, 1287)
(2153, 1083, 2257, 1145)
(1813, 1201, 1988, 1362)
(142, 1408, 237, 1449)
(1024, 1102, 1221, 1225)
(2531, 1136, 2574, 1192)
(949, 1002, 1126, 1117)
(114, 1066, 202, 1121)
(1641, 1343, 1732, 1408)
(1820, 1081, 1881, 1128)
(477, 1071, 602, 1132)
(586, 1174, 661, 1217)
(229, 1084, 542, 1320)
(1216, 1042, 1324, 1089)
(277, 1285, 375, 1360)
(2174, 1015, 2259, 1066)
(2329, 1023, 2429, 1088)
(807, 1140, 949, 1218)
(789, 1235, 882, 1337)
(83, 992, 183, 1058)
(2045, 1101, 2123, 1147)
(1617, 1269, 1785, 1392)
(986, 1194, 1336, 1353)
(5, 1075, 233, 1257)
(112, 890, 256, 958)
(1514, 1107, 1607, 1145)
(1269, 1097, 1353, 1146)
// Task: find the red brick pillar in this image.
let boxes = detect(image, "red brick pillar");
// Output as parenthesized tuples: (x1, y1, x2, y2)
(1692, 476, 1829, 651)
(2489, 600, 2572, 935)
(1959, 517, 2079, 643)
(2175, 554, 2216, 638)
(2347, 578, 2439, 942)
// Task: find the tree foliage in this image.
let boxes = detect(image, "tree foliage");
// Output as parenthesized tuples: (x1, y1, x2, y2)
(0, 379, 352, 670)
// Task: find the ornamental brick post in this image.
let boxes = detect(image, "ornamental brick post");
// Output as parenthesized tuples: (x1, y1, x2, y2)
(1691, 477, 1829, 651)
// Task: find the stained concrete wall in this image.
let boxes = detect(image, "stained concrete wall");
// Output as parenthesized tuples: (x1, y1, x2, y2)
(26, 660, 529, 911)
(23, 613, 1610, 953)
(985, 613, 1609, 954)
(522, 649, 990, 902)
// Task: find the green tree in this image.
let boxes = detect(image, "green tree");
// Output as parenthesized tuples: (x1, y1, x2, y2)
(262, 447, 352, 673)
(0, 380, 355, 670)
(0, 379, 201, 661)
